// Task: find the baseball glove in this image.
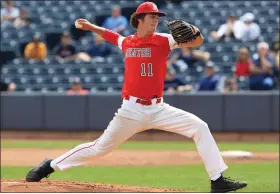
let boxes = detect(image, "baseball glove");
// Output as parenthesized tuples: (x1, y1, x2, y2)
(167, 20, 201, 44)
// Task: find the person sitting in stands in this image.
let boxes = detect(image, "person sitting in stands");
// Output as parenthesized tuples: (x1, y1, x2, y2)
(67, 77, 89, 95)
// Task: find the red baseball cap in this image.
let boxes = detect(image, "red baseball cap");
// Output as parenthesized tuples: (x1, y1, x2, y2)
(136, 2, 166, 17)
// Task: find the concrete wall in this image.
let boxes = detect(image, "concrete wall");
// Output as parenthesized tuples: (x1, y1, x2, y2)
(1, 92, 279, 131)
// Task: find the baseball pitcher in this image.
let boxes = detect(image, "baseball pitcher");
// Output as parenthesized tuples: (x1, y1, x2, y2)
(26, 2, 247, 192)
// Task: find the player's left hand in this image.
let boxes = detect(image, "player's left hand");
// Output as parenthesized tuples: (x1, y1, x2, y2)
(167, 20, 201, 44)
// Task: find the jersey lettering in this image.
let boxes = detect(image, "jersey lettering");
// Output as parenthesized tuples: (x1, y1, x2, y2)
(125, 48, 151, 58)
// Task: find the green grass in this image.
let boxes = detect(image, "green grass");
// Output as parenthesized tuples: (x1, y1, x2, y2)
(1, 140, 279, 152)
(1, 162, 279, 192)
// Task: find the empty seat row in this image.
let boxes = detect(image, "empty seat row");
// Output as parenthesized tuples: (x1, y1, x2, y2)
(2, 66, 125, 75)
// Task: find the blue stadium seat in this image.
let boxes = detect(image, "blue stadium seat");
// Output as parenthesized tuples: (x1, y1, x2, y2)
(1, 67, 9, 75)
(1, 0, 278, 92)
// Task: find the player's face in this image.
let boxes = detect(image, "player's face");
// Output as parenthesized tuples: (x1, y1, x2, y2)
(142, 14, 159, 32)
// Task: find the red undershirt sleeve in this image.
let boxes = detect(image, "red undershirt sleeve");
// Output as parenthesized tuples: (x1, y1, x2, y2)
(101, 29, 120, 47)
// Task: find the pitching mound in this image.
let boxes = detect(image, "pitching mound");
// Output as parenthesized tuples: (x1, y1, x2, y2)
(1, 179, 188, 192)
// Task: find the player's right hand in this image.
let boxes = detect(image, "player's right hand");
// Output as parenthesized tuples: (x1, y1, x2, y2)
(75, 19, 92, 31)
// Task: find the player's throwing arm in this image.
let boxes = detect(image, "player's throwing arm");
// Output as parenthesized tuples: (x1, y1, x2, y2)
(74, 19, 124, 47)
(75, 19, 105, 35)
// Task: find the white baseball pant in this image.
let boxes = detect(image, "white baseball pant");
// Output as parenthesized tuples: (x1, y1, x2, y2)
(50, 96, 228, 179)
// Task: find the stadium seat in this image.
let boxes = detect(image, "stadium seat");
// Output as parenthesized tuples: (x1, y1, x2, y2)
(1, 0, 278, 92)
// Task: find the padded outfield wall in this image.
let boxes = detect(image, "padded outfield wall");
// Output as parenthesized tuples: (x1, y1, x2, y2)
(1, 92, 279, 132)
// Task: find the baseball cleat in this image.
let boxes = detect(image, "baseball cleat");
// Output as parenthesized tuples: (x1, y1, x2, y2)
(26, 159, 54, 182)
(211, 176, 247, 193)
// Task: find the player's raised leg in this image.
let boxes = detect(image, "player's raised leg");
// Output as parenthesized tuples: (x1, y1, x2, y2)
(26, 107, 143, 182)
(151, 103, 247, 192)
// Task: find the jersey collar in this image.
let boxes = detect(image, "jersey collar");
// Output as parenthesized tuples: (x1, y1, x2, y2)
(133, 32, 155, 41)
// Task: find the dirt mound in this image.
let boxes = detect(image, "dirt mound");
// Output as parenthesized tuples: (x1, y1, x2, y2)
(1, 179, 188, 192)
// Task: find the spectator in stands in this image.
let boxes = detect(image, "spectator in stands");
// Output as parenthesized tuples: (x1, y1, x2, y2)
(24, 34, 47, 60)
(102, 5, 128, 35)
(164, 67, 192, 93)
(234, 47, 251, 77)
(13, 8, 31, 28)
(223, 77, 239, 93)
(198, 61, 220, 91)
(270, 28, 279, 56)
(54, 32, 77, 62)
(210, 14, 244, 41)
(239, 12, 260, 42)
(77, 34, 113, 62)
(273, 51, 279, 88)
(249, 42, 275, 90)
(0, 81, 16, 92)
(167, 47, 210, 72)
(1, 0, 19, 27)
(276, 51, 279, 70)
(67, 77, 89, 95)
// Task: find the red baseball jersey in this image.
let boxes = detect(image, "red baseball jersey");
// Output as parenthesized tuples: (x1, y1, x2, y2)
(103, 31, 179, 100)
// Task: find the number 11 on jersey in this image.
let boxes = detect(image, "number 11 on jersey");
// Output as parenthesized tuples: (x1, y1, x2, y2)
(141, 63, 153, 76)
